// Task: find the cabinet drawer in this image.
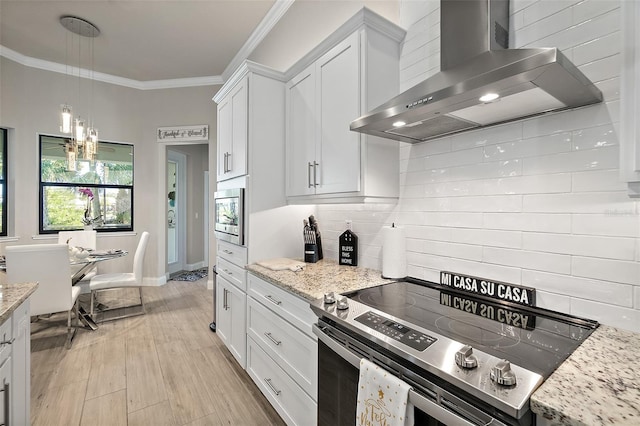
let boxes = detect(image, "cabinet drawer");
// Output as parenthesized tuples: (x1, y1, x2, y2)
(217, 240, 247, 266)
(217, 257, 246, 292)
(248, 274, 317, 338)
(247, 297, 317, 399)
(0, 317, 12, 366)
(247, 337, 317, 426)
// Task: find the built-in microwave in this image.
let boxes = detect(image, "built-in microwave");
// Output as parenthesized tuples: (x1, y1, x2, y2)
(214, 188, 244, 246)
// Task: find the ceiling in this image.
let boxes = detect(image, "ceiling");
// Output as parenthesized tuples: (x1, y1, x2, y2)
(0, 1, 401, 88)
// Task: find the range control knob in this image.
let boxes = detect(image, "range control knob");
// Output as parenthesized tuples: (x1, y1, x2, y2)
(455, 345, 478, 369)
(336, 295, 349, 310)
(490, 359, 517, 386)
(324, 292, 336, 304)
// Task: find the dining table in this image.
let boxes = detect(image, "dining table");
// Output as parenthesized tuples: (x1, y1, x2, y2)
(0, 248, 129, 330)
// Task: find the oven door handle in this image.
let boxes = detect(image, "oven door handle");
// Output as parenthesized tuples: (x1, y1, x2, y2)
(313, 324, 481, 426)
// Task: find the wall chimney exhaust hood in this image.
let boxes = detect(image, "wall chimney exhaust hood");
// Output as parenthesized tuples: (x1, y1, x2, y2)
(350, 0, 603, 143)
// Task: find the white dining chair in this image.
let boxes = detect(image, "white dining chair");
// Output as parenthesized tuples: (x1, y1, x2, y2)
(58, 230, 98, 284)
(5, 244, 82, 349)
(89, 231, 150, 321)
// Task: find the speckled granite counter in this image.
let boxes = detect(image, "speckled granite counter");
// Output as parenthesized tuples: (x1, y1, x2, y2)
(246, 259, 395, 301)
(0, 282, 38, 324)
(531, 325, 640, 425)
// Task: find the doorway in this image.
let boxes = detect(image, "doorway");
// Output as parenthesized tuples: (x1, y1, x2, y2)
(167, 150, 187, 275)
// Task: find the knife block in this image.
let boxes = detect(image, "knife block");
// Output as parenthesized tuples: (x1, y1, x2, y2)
(304, 243, 319, 263)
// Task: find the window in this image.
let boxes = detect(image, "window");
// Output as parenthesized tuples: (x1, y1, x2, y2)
(0, 128, 7, 236)
(39, 134, 134, 233)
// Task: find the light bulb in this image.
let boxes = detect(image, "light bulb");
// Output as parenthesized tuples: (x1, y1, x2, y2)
(75, 118, 86, 144)
(479, 93, 500, 103)
(393, 121, 407, 127)
(60, 105, 73, 134)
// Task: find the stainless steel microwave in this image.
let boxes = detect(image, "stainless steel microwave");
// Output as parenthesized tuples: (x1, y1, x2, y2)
(214, 188, 244, 246)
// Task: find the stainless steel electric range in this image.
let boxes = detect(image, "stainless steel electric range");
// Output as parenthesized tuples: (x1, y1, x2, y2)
(311, 277, 598, 426)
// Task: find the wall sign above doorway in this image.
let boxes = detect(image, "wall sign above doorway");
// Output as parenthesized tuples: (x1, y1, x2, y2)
(157, 125, 209, 142)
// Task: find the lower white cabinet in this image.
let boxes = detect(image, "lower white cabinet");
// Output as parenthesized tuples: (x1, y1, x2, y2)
(247, 338, 317, 426)
(216, 276, 247, 369)
(0, 299, 30, 426)
(247, 273, 317, 426)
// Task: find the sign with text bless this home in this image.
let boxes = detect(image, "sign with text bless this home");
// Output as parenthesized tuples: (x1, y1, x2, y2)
(440, 271, 535, 307)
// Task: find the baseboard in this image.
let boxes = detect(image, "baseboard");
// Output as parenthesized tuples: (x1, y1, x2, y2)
(207, 279, 214, 290)
(142, 276, 168, 286)
(185, 261, 207, 271)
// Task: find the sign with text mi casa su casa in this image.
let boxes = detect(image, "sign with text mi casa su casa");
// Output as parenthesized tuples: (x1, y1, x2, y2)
(440, 271, 535, 307)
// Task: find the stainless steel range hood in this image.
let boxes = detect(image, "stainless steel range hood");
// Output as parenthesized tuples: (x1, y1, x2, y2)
(350, 0, 603, 143)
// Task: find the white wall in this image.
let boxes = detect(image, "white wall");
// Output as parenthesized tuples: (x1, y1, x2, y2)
(317, 0, 640, 332)
(0, 56, 218, 282)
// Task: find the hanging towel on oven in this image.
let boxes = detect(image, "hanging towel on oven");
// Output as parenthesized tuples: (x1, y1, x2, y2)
(356, 358, 414, 426)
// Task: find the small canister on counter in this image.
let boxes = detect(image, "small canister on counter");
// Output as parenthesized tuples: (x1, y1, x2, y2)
(339, 220, 358, 266)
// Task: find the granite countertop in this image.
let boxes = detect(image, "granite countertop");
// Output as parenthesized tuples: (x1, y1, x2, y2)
(531, 325, 640, 425)
(0, 282, 38, 324)
(246, 258, 395, 301)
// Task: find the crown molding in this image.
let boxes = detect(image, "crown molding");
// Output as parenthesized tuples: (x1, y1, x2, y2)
(0, 45, 223, 90)
(213, 60, 285, 103)
(221, 0, 295, 81)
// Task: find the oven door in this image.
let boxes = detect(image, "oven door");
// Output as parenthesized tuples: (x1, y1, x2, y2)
(314, 321, 517, 426)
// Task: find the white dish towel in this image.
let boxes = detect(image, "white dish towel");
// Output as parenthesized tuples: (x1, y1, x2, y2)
(356, 358, 414, 426)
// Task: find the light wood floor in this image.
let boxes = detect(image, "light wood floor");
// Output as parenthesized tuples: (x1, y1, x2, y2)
(30, 277, 286, 426)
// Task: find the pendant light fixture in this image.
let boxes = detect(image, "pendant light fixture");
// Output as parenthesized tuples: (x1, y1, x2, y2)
(59, 15, 100, 168)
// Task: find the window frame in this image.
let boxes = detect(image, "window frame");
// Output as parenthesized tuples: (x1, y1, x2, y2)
(0, 128, 7, 237)
(38, 134, 135, 234)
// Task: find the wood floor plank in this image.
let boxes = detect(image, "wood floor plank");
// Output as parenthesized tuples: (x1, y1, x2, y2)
(32, 380, 87, 426)
(80, 390, 127, 426)
(128, 400, 177, 426)
(30, 277, 286, 426)
(125, 336, 168, 413)
(85, 337, 126, 400)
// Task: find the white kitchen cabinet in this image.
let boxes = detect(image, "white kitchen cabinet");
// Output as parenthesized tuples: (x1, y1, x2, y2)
(216, 276, 247, 368)
(285, 9, 405, 203)
(246, 273, 318, 426)
(216, 76, 248, 181)
(620, 0, 640, 197)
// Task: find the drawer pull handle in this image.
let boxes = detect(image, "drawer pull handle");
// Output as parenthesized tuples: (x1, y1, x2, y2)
(222, 249, 233, 255)
(264, 378, 281, 396)
(223, 269, 232, 276)
(265, 295, 282, 306)
(264, 332, 282, 346)
(0, 338, 14, 346)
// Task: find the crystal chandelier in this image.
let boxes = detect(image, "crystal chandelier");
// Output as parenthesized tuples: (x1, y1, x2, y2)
(59, 16, 100, 169)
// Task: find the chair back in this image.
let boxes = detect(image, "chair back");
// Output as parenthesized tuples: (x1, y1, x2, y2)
(58, 230, 97, 250)
(132, 232, 150, 284)
(5, 244, 74, 317)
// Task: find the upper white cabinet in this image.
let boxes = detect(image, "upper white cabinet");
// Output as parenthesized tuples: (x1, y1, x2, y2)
(285, 9, 405, 203)
(214, 62, 285, 183)
(216, 77, 248, 181)
(621, 0, 640, 197)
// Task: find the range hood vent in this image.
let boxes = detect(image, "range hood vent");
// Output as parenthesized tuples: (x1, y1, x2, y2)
(350, 0, 603, 143)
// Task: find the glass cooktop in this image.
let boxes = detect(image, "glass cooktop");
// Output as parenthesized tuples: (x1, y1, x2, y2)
(345, 279, 598, 378)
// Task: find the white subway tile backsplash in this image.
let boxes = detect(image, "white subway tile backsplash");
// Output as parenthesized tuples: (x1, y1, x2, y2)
(450, 123, 523, 151)
(409, 137, 452, 158)
(571, 124, 617, 151)
(571, 256, 639, 285)
(595, 77, 620, 102)
(423, 180, 485, 197)
(521, 145, 618, 175)
(522, 103, 614, 138)
(570, 299, 640, 333)
(523, 232, 635, 260)
(573, 31, 620, 66)
(482, 247, 571, 274)
(406, 225, 452, 242)
(534, 290, 572, 312)
(421, 240, 483, 261)
(573, 0, 619, 25)
(523, 191, 635, 214)
(634, 287, 640, 310)
(520, 0, 574, 29)
(423, 159, 522, 183)
(483, 132, 572, 161)
(483, 174, 572, 195)
(522, 270, 634, 307)
(423, 212, 484, 228)
(450, 228, 522, 249)
(483, 212, 572, 233)
(515, 7, 572, 47)
(572, 213, 639, 237)
(423, 195, 523, 212)
(423, 147, 484, 170)
(578, 54, 621, 84)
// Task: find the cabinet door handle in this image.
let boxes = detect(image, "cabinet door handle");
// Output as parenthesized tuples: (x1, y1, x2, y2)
(223, 288, 229, 310)
(0, 381, 8, 426)
(226, 152, 232, 173)
(264, 332, 282, 346)
(313, 161, 319, 187)
(308, 162, 314, 188)
(223, 152, 227, 173)
(264, 378, 282, 396)
(264, 295, 282, 306)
